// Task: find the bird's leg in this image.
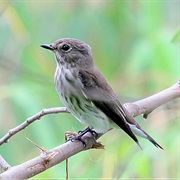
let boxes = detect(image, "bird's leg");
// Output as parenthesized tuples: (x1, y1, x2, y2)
(78, 126, 98, 138)
(66, 126, 97, 147)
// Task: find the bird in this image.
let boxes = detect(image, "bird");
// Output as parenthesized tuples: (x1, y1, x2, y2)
(41, 38, 163, 149)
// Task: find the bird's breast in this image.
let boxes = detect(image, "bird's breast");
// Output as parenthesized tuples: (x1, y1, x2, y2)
(54, 66, 82, 98)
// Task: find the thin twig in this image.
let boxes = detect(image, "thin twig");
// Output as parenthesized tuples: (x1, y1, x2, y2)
(0, 107, 68, 146)
(24, 132, 46, 152)
(0, 154, 11, 171)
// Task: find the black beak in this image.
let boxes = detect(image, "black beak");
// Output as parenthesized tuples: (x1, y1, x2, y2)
(41, 44, 54, 51)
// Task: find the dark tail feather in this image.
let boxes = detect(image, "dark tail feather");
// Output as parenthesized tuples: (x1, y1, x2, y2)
(144, 131, 164, 150)
(122, 123, 143, 150)
(93, 101, 143, 149)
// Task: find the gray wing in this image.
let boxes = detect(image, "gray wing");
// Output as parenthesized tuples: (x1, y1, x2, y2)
(78, 67, 140, 146)
(78, 67, 163, 149)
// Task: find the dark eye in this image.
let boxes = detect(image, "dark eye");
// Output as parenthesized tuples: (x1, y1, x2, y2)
(61, 44, 71, 52)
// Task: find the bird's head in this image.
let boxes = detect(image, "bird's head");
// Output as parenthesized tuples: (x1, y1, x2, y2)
(41, 38, 94, 68)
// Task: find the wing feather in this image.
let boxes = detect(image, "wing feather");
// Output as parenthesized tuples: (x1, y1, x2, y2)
(78, 68, 140, 146)
(78, 67, 163, 149)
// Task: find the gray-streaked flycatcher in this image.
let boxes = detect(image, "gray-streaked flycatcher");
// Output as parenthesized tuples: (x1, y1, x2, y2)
(41, 38, 163, 149)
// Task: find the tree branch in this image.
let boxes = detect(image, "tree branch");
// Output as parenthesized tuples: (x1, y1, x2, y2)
(0, 154, 11, 171)
(0, 107, 68, 146)
(0, 81, 179, 179)
(0, 133, 101, 179)
(124, 80, 180, 118)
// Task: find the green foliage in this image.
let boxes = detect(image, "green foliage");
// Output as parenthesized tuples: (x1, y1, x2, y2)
(0, 0, 179, 179)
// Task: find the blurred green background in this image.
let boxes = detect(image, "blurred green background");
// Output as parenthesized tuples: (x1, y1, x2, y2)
(0, 0, 179, 179)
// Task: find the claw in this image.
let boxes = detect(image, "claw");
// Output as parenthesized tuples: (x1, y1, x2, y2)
(66, 133, 87, 147)
(90, 129, 98, 138)
(65, 127, 97, 148)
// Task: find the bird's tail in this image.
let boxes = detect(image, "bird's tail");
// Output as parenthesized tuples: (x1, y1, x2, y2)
(143, 130, 163, 149)
(128, 123, 163, 149)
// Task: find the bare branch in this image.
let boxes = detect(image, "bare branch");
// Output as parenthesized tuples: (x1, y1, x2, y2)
(0, 133, 102, 179)
(0, 107, 68, 146)
(0, 154, 11, 171)
(124, 80, 180, 118)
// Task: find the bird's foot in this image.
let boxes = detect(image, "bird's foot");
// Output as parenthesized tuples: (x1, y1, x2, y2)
(78, 127, 98, 139)
(65, 127, 98, 147)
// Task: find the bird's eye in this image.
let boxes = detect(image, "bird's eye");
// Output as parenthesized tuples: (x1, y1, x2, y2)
(61, 44, 71, 52)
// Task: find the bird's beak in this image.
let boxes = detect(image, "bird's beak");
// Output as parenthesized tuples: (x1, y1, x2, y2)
(41, 44, 55, 51)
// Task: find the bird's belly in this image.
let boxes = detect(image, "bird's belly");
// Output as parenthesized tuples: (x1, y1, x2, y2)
(55, 67, 114, 133)
(60, 94, 113, 134)
(63, 95, 112, 133)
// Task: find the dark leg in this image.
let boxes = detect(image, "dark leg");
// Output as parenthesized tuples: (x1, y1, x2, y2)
(66, 127, 97, 147)
(77, 126, 98, 137)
